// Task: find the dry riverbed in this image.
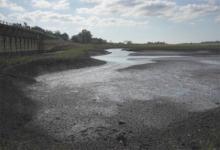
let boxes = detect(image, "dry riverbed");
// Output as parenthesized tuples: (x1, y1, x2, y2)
(1, 49, 220, 150)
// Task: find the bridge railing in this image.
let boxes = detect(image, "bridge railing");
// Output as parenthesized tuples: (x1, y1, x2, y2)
(0, 20, 32, 30)
(0, 20, 57, 39)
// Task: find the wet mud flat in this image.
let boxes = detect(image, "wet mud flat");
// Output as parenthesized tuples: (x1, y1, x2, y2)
(1, 49, 220, 149)
(19, 49, 220, 149)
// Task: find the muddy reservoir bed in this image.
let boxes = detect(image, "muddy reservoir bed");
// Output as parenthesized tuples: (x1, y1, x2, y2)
(3, 49, 220, 150)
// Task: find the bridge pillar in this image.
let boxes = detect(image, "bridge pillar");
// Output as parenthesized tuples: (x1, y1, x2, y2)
(16, 37, 21, 52)
(23, 38, 25, 51)
(19, 38, 22, 52)
(30, 39, 33, 50)
(18, 37, 22, 52)
(27, 38, 29, 51)
(5, 37, 10, 52)
(11, 37, 16, 52)
(0, 35, 4, 53)
(32, 39, 35, 50)
(15, 37, 17, 52)
(24, 38, 27, 51)
(3, 36, 6, 52)
(9, 37, 12, 52)
(23, 38, 26, 51)
(34, 39, 37, 51)
(26, 38, 29, 51)
(21, 38, 23, 51)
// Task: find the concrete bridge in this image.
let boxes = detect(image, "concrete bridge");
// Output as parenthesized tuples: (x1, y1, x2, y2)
(0, 20, 56, 54)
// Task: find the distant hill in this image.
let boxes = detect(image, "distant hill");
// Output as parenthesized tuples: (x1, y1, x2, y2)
(201, 41, 220, 44)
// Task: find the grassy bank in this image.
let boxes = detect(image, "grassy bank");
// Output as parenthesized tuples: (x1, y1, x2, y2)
(0, 44, 108, 69)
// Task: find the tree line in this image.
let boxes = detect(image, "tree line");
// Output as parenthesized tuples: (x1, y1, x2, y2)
(11, 22, 106, 44)
(33, 27, 107, 44)
(31, 26, 70, 40)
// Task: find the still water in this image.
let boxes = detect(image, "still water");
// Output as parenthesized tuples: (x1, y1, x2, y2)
(92, 48, 180, 65)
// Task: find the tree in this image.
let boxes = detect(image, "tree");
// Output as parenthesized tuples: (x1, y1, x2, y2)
(71, 35, 79, 42)
(54, 31, 61, 38)
(71, 29, 107, 44)
(23, 22, 28, 27)
(53, 31, 69, 40)
(61, 33, 69, 41)
(124, 41, 132, 44)
(78, 29, 92, 43)
(71, 29, 92, 43)
(32, 26, 45, 32)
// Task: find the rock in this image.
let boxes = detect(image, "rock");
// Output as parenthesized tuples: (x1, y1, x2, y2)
(117, 104, 123, 107)
(129, 130, 133, 133)
(191, 141, 200, 150)
(112, 128, 118, 132)
(116, 133, 127, 146)
(55, 117, 60, 120)
(118, 120, 126, 125)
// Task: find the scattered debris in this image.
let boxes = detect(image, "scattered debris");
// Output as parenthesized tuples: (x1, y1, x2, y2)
(118, 120, 126, 125)
(116, 132, 127, 146)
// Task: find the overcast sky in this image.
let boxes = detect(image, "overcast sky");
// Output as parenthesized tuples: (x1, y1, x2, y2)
(0, 0, 220, 43)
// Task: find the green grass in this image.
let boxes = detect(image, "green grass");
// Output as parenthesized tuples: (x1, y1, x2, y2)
(0, 43, 112, 71)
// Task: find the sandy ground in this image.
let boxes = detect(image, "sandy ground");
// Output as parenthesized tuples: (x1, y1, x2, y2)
(18, 49, 220, 149)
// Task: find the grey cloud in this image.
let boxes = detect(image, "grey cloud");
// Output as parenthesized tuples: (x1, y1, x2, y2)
(78, 0, 220, 22)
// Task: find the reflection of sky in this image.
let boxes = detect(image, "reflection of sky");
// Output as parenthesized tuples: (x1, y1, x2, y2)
(92, 49, 181, 65)
(93, 49, 138, 64)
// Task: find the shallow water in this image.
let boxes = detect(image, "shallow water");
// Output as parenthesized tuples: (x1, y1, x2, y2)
(92, 48, 181, 66)
(33, 49, 183, 89)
